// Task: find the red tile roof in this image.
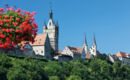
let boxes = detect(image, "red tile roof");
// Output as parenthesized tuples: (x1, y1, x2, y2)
(116, 51, 130, 57)
(30, 33, 47, 46)
(58, 50, 62, 54)
(67, 46, 83, 54)
(86, 53, 92, 59)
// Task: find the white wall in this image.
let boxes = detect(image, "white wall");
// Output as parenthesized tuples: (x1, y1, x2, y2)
(32, 46, 45, 56)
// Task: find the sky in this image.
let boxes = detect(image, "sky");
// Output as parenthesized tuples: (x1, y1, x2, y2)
(0, 0, 130, 54)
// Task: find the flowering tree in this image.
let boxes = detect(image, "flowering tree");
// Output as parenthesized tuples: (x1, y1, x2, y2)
(0, 7, 38, 50)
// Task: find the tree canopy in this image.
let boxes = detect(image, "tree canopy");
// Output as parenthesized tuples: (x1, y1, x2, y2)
(0, 54, 130, 80)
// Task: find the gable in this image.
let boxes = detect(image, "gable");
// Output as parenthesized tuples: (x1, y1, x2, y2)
(30, 33, 47, 46)
(62, 47, 73, 56)
(24, 44, 32, 49)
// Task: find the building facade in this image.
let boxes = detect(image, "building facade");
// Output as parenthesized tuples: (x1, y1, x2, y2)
(59, 34, 99, 61)
(108, 52, 130, 65)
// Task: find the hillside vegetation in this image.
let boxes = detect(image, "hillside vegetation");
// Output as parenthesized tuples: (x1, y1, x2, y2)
(0, 54, 130, 80)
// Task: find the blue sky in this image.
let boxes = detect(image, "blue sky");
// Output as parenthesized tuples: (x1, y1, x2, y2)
(1, 0, 130, 54)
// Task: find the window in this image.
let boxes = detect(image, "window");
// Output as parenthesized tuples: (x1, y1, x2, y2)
(49, 22, 51, 26)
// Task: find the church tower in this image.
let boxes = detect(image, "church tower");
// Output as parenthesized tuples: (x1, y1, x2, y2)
(89, 33, 97, 56)
(43, 9, 59, 54)
(81, 34, 89, 59)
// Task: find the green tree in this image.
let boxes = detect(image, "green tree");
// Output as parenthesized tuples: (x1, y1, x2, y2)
(49, 76, 60, 80)
(66, 75, 82, 80)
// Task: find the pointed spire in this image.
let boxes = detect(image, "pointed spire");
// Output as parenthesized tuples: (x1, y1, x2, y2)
(84, 33, 87, 46)
(93, 33, 96, 46)
(49, 9, 53, 19)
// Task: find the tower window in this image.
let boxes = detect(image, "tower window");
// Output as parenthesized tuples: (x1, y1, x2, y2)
(49, 22, 51, 26)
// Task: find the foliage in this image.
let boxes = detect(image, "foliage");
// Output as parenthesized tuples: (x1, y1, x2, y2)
(0, 54, 130, 80)
(66, 75, 82, 80)
(0, 6, 38, 49)
(49, 76, 60, 80)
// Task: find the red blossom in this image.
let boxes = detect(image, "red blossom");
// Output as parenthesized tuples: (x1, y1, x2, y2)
(4, 19, 8, 22)
(10, 16, 13, 19)
(0, 8, 4, 11)
(0, 15, 2, 18)
(6, 37, 10, 41)
(1, 35, 5, 38)
(6, 29, 10, 32)
(0, 22, 3, 25)
(16, 8, 21, 13)
(4, 16, 9, 18)
(8, 19, 12, 22)
(0, 7, 37, 50)
(12, 22, 18, 26)
(9, 34, 12, 37)
(16, 18, 20, 22)
(32, 23, 38, 28)
(0, 20, 3, 22)
(6, 8, 10, 10)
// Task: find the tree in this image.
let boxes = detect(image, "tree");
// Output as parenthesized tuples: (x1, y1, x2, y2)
(66, 75, 82, 80)
(49, 76, 60, 80)
(0, 6, 38, 50)
(0, 66, 7, 80)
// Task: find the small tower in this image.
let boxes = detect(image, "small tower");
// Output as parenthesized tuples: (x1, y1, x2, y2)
(89, 33, 97, 56)
(81, 34, 89, 59)
(43, 21, 47, 31)
(43, 9, 59, 54)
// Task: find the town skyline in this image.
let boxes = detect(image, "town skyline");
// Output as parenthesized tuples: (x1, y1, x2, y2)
(1, 0, 130, 54)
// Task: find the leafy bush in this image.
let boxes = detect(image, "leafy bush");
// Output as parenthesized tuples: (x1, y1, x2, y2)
(0, 6, 38, 50)
(0, 54, 130, 80)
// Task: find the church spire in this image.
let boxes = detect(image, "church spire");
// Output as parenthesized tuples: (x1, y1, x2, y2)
(49, 9, 53, 19)
(93, 33, 96, 46)
(84, 33, 87, 46)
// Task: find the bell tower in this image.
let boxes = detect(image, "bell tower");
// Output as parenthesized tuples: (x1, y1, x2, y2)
(89, 33, 97, 56)
(43, 9, 59, 54)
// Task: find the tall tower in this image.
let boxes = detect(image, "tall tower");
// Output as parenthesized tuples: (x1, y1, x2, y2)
(89, 33, 97, 56)
(43, 9, 59, 54)
(81, 34, 89, 59)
